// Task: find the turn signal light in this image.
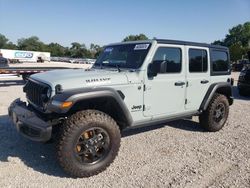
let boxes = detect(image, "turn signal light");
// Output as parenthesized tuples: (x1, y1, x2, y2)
(60, 101, 73, 108)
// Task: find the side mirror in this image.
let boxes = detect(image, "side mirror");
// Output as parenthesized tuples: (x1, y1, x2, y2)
(147, 63, 158, 77)
(148, 61, 167, 77)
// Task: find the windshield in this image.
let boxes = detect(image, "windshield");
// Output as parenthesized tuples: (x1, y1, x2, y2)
(94, 43, 151, 69)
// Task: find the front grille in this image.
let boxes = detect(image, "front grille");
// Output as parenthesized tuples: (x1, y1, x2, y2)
(24, 80, 48, 107)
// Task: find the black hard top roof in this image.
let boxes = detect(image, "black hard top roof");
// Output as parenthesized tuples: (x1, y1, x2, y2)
(156, 39, 228, 50)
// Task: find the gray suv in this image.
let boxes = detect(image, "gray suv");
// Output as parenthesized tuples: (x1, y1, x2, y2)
(9, 39, 233, 177)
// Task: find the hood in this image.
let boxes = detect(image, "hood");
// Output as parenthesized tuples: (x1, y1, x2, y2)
(30, 68, 129, 91)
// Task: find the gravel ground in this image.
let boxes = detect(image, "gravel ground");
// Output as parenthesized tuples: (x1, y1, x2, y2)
(0, 72, 249, 188)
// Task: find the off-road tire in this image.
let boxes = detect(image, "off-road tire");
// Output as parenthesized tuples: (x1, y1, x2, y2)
(57, 110, 121, 178)
(199, 93, 229, 132)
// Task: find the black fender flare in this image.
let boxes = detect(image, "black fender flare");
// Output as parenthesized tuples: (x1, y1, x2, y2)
(47, 87, 133, 126)
(199, 82, 233, 111)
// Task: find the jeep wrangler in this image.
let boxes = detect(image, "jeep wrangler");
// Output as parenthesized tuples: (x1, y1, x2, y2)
(9, 39, 233, 177)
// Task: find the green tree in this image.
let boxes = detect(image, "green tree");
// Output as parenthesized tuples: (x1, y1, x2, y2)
(229, 42, 244, 61)
(212, 40, 224, 46)
(212, 22, 250, 61)
(70, 42, 90, 58)
(0, 33, 17, 49)
(47, 43, 66, 57)
(0, 34, 8, 48)
(17, 36, 46, 51)
(224, 22, 250, 47)
(70, 42, 82, 50)
(64, 47, 71, 57)
(90, 43, 103, 58)
(122, 34, 148, 42)
(3, 42, 17, 50)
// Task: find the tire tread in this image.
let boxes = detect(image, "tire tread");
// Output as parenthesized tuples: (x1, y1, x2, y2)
(57, 110, 120, 178)
(199, 93, 229, 132)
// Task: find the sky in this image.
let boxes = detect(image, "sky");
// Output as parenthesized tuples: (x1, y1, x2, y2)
(0, 0, 249, 48)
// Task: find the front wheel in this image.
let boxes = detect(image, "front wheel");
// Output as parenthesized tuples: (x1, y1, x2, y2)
(57, 110, 121, 177)
(199, 94, 229, 132)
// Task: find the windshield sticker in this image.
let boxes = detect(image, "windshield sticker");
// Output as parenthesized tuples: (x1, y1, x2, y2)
(104, 47, 113, 53)
(134, 44, 150, 50)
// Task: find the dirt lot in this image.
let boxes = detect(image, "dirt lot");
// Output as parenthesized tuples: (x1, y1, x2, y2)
(0, 72, 249, 187)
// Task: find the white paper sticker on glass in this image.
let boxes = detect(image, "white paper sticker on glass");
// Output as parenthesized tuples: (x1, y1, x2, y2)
(104, 47, 113, 53)
(134, 44, 150, 50)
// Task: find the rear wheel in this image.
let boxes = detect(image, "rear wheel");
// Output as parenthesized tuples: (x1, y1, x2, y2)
(199, 94, 229, 132)
(57, 110, 121, 177)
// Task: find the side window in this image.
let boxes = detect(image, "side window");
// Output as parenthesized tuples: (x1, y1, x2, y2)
(211, 50, 229, 72)
(152, 47, 182, 73)
(189, 49, 208, 72)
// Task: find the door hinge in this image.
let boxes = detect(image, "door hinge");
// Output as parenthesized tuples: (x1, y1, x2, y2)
(186, 81, 189, 87)
(143, 84, 146, 91)
(185, 99, 187, 104)
(143, 105, 146, 111)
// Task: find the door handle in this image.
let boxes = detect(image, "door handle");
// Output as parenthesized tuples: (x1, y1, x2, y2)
(201, 80, 209, 84)
(174, 81, 185, 86)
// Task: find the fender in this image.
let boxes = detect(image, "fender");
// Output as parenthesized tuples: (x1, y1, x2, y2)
(47, 87, 133, 126)
(199, 82, 233, 111)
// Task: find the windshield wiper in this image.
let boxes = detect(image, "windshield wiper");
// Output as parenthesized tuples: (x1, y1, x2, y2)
(101, 63, 121, 72)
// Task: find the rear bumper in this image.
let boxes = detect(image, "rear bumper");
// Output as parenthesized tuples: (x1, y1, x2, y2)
(8, 99, 52, 142)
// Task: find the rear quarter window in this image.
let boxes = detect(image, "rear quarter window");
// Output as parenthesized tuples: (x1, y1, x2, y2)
(211, 50, 230, 75)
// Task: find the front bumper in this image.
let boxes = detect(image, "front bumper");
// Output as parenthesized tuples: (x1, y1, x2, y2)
(8, 99, 52, 142)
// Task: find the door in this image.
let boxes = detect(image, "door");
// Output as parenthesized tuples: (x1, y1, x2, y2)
(185, 47, 210, 110)
(143, 45, 186, 117)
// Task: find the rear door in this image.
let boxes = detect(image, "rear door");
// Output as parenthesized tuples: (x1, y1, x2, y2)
(143, 44, 186, 117)
(185, 46, 210, 110)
